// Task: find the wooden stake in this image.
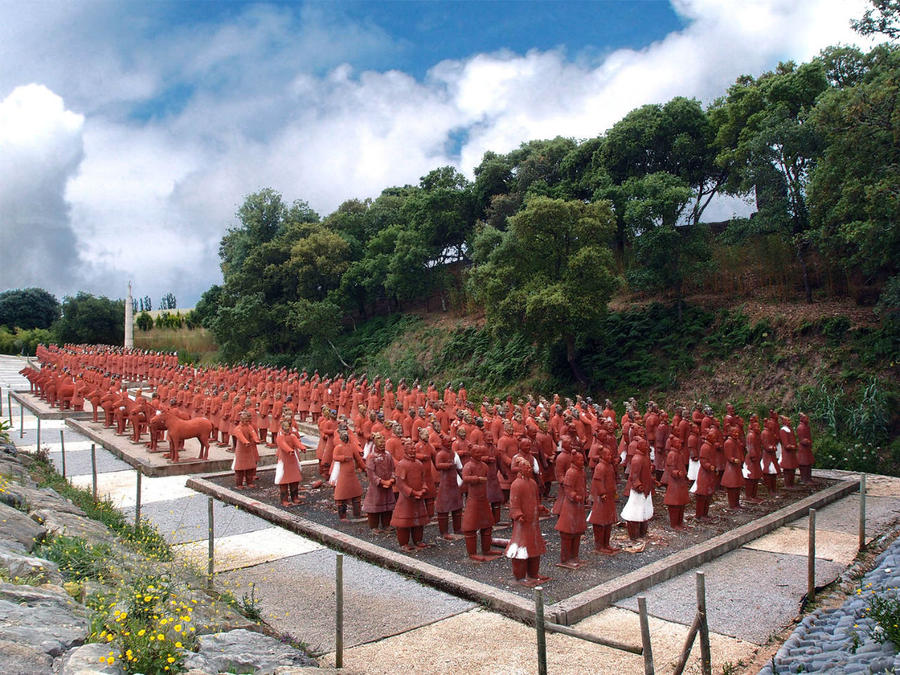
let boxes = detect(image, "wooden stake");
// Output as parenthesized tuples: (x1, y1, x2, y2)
(542, 620, 642, 655)
(135, 470, 142, 526)
(697, 572, 711, 675)
(808, 508, 816, 603)
(59, 429, 66, 478)
(673, 612, 702, 675)
(859, 473, 867, 551)
(207, 497, 214, 591)
(336, 553, 344, 669)
(638, 596, 655, 675)
(90, 443, 97, 501)
(535, 586, 547, 675)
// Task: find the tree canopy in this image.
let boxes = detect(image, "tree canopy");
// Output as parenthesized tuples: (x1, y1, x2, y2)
(0, 288, 60, 330)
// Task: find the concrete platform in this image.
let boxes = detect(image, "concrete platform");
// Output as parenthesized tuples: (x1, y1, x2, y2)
(66, 417, 282, 477)
(188, 470, 859, 627)
(9, 390, 92, 421)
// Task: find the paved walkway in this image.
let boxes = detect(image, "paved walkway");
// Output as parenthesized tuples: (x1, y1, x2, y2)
(2, 354, 898, 674)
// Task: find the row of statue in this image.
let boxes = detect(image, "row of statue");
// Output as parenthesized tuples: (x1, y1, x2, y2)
(26, 344, 816, 587)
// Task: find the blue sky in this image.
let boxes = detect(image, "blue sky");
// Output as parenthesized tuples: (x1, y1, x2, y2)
(0, 0, 869, 305)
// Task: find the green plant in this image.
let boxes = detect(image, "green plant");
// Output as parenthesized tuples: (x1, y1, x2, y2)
(869, 591, 900, 647)
(25, 452, 172, 560)
(89, 573, 198, 674)
(34, 535, 111, 581)
(0, 419, 10, 442)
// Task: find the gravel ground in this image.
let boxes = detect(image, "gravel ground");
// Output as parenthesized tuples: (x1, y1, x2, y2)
(759, 537, 900, 674)
(208, 469, 833, 602)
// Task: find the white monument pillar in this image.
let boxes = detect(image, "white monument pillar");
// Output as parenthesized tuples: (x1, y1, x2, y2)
(125, 281, 134, 348)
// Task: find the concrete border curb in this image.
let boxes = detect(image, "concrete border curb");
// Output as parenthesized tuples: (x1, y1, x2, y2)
(188, 472, 858, 626)
(11, 391, 92, 421)
(65, 418, 278, 478)
(552, 478, 859, 624)
(187, 471, 542, 623)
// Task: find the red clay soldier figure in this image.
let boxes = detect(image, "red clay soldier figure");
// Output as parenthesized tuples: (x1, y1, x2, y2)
(555, 451, 587, 569)
(663, 436, 690, 530)
(391, 440, 429, 551)
(232, 411, 260, 490)
(505, 457, 549, 586)
(275, 419, 305, 506)
(721, 426, 745, 509)
(363, 432, 396, 532)
(435, 433, 464, 540)
(333, 429, 365, 520)
(796, 413, 814, 483)
(588, 447, 619, 554)
(462, 444, 501, 561)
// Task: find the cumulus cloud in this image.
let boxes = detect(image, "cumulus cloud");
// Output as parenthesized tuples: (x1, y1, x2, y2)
(0, 85, 85, 295)
(0, 0, 871, 304)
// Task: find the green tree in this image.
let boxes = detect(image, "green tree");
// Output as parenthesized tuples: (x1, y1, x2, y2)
(621, 172, 711, 315)
(809, 43, 900, 281)
(0, 288, 60, 330)
(852, 0, 900, 39)
(135, 311, 153, 331)
(53, 293, 124, 345)
(467, 197, 619, 386)
(712, 61, 829, 302)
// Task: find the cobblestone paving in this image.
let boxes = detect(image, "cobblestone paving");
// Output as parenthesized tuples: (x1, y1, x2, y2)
(759, 537, 900, 674)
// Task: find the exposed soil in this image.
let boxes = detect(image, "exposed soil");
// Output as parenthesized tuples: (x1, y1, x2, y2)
(208, 470, 835, 604)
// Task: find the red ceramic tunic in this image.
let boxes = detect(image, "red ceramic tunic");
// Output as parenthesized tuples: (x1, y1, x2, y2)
(588, 460, 617, 525)
(434, 448, 463, 513)
(275, 432, 304, 485)
(695, 441, 717, 496)
(363, 450, 396, 513)
(664, 449, 690, 506)
(333, 441, 365, 501)
(506, 473, 546, 558)
(232, 424, 260, 471)
(720, 437, 745, 489)
(797, 419, 814, 466)
(554, 465, 587, 535)
(779, 424, 799, 470)
(390, 457, 429, 528)
(745, 429, 764, 480)
(461, 458, 495, 531)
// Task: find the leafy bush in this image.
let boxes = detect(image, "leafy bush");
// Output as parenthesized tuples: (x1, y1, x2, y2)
(136, 312, 154, 332)
(34, 535, 111, 581)
(0, 326, 53, 355)
(89, 573, 198, 674)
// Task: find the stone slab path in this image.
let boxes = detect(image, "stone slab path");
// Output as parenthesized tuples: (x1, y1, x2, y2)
(1, 355, 898, 674)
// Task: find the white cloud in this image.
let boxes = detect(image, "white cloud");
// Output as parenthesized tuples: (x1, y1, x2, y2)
(0, 84, 85, 294)
(0, 0, 872, 304)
